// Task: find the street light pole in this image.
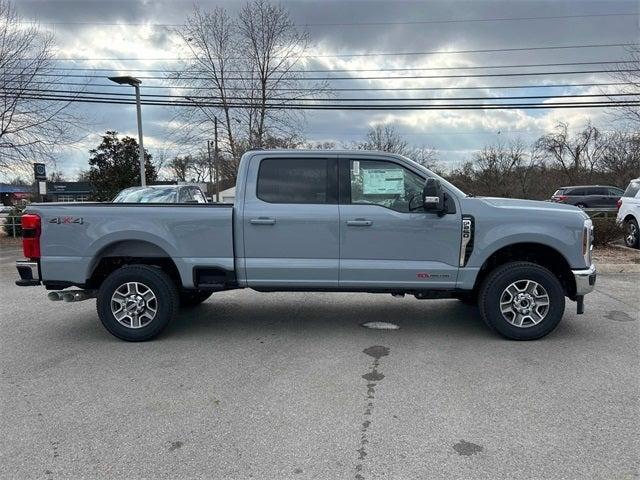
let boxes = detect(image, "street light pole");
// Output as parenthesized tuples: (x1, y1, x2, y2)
(133, 84, 146, 186)
(108, 76, 146, 186)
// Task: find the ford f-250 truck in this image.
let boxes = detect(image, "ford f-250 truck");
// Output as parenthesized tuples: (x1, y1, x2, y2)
(15, 150, 596, 341)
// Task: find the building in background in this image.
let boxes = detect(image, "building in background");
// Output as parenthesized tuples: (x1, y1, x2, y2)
(46, 181, 93, 202)
(0, 184, 32, 206)
(218, 186, 236, 203)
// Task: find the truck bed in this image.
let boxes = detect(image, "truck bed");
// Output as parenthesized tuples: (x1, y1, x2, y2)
(26, 203, 234, 288)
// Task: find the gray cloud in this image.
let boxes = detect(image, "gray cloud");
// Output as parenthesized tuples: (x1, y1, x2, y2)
(7, 0, 638, 179)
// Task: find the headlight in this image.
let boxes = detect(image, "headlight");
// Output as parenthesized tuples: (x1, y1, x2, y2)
(583, 218, 593, 265)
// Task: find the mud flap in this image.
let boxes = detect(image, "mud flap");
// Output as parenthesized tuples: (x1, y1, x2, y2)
(576, 295, 584, 315)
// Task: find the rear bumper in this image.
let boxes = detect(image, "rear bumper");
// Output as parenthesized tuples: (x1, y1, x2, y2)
(15, 260, 41, 286)
(572, 264, 596, 296)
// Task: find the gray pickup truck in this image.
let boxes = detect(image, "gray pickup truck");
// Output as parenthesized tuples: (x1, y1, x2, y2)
(16, 150, 596, 341)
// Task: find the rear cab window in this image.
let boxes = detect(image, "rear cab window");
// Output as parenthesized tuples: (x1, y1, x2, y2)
(257, 158, 337, 204)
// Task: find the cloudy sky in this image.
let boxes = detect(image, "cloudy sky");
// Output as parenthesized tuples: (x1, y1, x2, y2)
(11, 0, 640, 179)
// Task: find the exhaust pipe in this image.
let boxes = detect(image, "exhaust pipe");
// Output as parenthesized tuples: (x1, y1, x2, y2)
(48, 291, 64, 301)
(61, 290, 95, 303)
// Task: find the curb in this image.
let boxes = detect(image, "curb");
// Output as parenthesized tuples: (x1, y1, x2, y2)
(595, 263, 640, 273)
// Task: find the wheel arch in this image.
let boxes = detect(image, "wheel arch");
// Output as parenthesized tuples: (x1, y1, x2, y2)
(86, 239, 182, 289)
(623, 213, 638, 224)
(473, 242, 576, 298)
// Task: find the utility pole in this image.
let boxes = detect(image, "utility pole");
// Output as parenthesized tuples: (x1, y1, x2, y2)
(214, 116, 219, 202)
(207, 139, 213, 201)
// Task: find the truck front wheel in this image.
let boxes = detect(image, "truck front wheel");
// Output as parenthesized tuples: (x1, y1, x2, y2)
(479, 261, 565, 340)
(96, 265, 179, 341)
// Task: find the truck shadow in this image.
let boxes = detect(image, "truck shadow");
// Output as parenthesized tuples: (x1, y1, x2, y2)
(165, 293, 494, 341)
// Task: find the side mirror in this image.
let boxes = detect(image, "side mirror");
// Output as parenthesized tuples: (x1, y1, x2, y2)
(423, 178, 445, 215)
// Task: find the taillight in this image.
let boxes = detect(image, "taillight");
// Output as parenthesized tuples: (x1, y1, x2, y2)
(616, 199, 622, 210)
(21, 214, 41, 259)
(555, 195, 568, 202)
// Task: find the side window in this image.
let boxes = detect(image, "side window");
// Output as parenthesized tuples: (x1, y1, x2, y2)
(191, 188, 207, 203)
(592, 187, 607, 195)
(257, 158, 330, 204)
(608, 187, 623, 196)
(349, 159, 424, 213)
(571, 188, 586, 196)
(179, 188, 194, 203)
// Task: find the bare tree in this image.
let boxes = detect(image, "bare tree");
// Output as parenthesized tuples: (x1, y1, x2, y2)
(355, 124, 440, 169)
(0, 1, 81, 174)
(598, 131, 640, 187)
(535, 122, 607, 183)
(171, 1, 326, 183)
(167, 155, 192, 182)
(358, 124, 410, 154)
(608, 45, 640, 127)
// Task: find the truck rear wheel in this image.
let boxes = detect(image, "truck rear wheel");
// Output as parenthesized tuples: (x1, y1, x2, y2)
(479, 261, 565, 340)
(96, 265, 179, 341)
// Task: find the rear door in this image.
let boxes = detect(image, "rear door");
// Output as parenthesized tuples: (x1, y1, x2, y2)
(338, 156, 461, 289)
(242, 155, 340, 287)
(590, 187, 608, 207)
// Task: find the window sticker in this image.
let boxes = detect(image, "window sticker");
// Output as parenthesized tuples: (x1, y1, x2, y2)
(362, 168, 404, 194)
(353, 160, 360, 176)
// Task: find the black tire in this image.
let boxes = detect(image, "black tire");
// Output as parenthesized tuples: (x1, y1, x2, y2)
(454, 291, 477, 306)
(478, 261, 565, 340)
(179, 290, 213, 307)
(624, 218, 639, 249)
(96, 265, 179, 341)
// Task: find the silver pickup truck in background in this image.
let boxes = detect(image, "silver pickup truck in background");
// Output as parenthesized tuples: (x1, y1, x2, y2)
(16, 150, 596, 341)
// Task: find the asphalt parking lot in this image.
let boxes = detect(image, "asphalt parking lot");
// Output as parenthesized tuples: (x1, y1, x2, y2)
(0, 242, 638, 480)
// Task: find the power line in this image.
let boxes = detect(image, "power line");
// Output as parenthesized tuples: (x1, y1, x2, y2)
(30, 12, 636, 28)
(4, 87, 638, 102)
(8, 91, 640, 110)
(6, 68, 637, 81)
(35, 42, 638, 61)
(19, 79, 635, 92)
(23, 59, 638, 74)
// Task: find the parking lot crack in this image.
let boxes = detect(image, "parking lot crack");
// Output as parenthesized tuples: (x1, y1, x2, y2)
(355, 345, 389, 480)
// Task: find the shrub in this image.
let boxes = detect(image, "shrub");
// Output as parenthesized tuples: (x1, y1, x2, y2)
(592, 217, 622, 246)
(2, 204, 25, 237)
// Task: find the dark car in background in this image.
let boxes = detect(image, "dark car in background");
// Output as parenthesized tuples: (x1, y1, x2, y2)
(113, 185, 208, 204)
(550, 185, 624, 208)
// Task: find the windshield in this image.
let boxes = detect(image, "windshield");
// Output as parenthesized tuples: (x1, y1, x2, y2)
(623, 181, 640, 198)
(113, 187, 177, 203)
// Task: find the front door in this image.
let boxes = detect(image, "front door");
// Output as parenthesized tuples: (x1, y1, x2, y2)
(339, 157, 461, 289)
(242, 155, 340, 287)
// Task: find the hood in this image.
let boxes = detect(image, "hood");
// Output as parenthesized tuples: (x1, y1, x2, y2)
(474, 197, 588, 217)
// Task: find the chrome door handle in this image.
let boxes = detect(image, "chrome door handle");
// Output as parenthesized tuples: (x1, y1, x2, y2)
(346, 219, 373, 227)
(250, 217, 276, 225)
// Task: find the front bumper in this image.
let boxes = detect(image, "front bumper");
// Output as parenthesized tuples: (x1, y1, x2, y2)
(572, 264, 596, 296)
(16, 260, 41, 286)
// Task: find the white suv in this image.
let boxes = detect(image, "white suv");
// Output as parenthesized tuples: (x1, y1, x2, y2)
(617, 178, 640, 248)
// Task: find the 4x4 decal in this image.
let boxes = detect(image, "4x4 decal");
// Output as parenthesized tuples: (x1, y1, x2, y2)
(49, 216, 83, 225)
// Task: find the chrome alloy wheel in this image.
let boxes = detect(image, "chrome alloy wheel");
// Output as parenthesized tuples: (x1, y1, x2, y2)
(110, 282, 158, 329)
(499, 280, 550, 328)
